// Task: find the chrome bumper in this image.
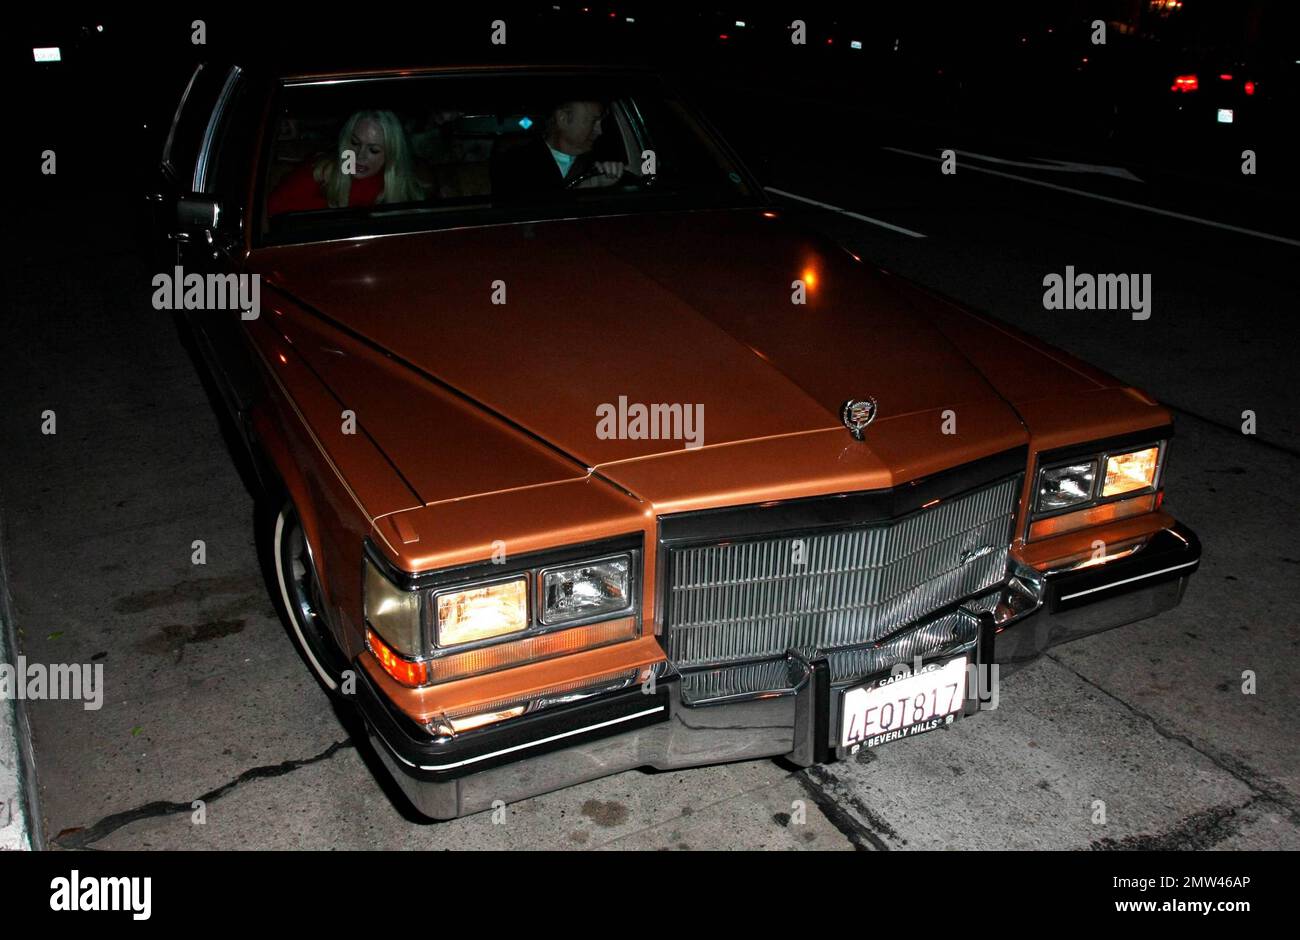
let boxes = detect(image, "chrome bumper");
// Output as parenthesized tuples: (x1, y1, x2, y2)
(367, 671, 808, 820)
(360, 522, 1200, 820)
(993, 524, 1200, 669)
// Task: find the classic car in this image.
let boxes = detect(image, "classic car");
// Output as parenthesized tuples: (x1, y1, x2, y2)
(155, 59, 1201, 819)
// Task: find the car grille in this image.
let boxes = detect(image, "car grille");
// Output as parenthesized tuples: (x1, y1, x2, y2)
(663, 476, 1018, 670)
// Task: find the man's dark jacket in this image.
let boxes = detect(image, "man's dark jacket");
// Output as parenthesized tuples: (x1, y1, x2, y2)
(490, 135, 594, 198)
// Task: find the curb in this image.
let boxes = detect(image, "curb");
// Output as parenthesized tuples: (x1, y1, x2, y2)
(0, 505, 40, 850)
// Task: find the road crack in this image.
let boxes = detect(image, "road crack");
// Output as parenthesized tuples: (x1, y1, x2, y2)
(797, 765, 893, 851)
(51, 739, 354, 849)
(1091, 795, 1264, 850)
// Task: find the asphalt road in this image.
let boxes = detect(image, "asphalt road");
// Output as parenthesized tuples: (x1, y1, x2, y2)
(3, 120, 1297, 849)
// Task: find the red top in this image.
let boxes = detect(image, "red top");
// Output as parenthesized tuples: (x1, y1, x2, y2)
(267, 161, 385, 214)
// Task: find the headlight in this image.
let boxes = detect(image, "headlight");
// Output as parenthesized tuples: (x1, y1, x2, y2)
(363, 540, 642, 687)
(1029, 439, 1166, 541)
(364, 557, 422, 657)
(435, 577, 529, 646)
(1036, 461, 1097, 512)
(540, 555, 632, 625)
(1103, 447, 1159, 497)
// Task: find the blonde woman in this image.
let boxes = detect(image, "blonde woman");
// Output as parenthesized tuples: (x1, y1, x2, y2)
(269, 110, 425, 214)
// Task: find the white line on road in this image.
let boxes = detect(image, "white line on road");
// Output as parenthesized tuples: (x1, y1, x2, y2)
(955, 149, 1144, 182)
(764, 186, 928, 238)
(881, 147, 1300, 248)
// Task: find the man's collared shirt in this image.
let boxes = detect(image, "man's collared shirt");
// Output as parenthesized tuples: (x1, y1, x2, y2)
(548, 145, 576, 179)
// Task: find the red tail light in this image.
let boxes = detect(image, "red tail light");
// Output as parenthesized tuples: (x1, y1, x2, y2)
(1218, 73, 1234, 81)
(1244, 81, 1256, 95)
(1171, 74, 1198, 92)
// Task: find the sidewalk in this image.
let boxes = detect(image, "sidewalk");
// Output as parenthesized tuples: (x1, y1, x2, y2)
(0, 511, 37, 851)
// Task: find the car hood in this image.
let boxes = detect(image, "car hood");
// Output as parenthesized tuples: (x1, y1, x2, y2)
(254, 209, 1048, 489)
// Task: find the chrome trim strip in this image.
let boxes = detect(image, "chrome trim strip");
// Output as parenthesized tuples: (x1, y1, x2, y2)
(1037, 542, 1144, 577)
(281, 65, 662, 87)
(261, 204, 760, 248)
(379, 705, 667, 772)
(193, 65, 242, 193)
(1058, 560, 1199, 601)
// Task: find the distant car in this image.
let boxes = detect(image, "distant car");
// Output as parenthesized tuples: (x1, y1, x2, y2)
(154, 60, 1200, 819)
(1166, 57, 1261, 129)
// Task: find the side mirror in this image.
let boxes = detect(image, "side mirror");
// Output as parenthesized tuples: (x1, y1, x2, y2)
(176, 196, 222, 231)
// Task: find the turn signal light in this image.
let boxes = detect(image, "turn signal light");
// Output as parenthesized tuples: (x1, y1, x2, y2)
(425, 617, 638, 684)
(1029, 494, 1157, 540)
(367, 628, 429, 687)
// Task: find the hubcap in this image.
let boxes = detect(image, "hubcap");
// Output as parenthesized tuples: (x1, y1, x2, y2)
(282, 515, 333, 670)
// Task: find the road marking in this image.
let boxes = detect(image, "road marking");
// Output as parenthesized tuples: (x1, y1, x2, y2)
(955, 149, 1144, 182)
(764, 186, 927, 238)
(882, 147, 1300, 248)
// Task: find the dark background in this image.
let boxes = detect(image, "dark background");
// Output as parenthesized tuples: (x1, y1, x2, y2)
(7, 1, 1299, 212)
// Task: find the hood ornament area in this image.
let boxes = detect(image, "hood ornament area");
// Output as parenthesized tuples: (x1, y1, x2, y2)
(840, 397, 878, 440)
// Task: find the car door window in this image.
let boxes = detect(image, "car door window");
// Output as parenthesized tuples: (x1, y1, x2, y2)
(261, 74, 759, 244)
(208, 75, 264, 241)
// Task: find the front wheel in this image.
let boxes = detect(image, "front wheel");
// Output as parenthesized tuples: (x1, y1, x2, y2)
(272, 501, 345, 693)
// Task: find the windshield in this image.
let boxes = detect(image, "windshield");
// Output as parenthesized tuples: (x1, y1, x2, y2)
(260, 72, 759, 244)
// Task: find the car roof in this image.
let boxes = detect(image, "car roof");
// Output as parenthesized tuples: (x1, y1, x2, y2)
(276, 62, 662, 84)
(190, 11, 667, 82)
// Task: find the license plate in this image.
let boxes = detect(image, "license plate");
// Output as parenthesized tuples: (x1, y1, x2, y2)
(840, 656, 968, 749)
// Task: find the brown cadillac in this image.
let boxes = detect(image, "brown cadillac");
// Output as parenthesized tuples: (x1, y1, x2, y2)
(157, 62, 1201, 818)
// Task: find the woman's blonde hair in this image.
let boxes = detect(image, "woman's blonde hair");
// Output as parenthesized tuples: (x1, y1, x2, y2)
(316, 110, 425, 208)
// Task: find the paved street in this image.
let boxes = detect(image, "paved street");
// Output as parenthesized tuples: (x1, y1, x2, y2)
(3, 107, 1297, 849)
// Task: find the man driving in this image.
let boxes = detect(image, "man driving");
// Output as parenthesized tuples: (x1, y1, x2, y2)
(491, 99, 627, 197)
